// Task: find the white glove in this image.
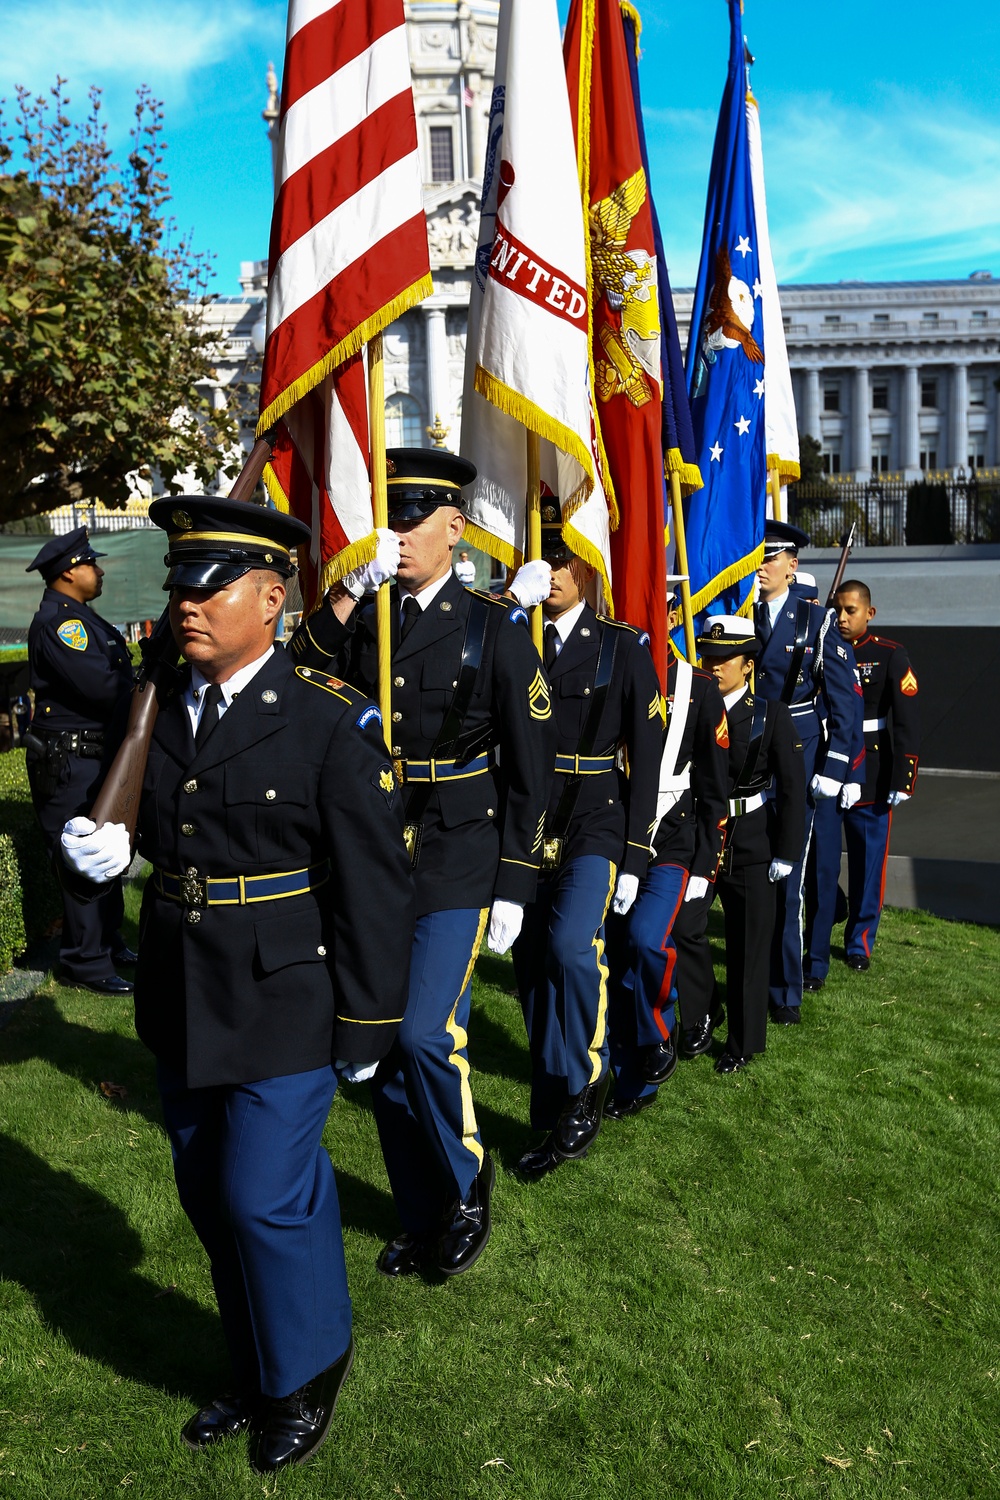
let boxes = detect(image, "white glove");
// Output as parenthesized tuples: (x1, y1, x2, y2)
(341, 528, 400, 598)
(508, 559, 552, 608)
(60, 816, 131, 883)
(887, 790, 911, 807)
(839, 782, 863, 811)
(683, 875, 710, 903)
(768, 858, 794, 883)
(612, 873, 639, 916)
(335, 1060, 379, 1084)
(487, 899, 524, 954)
(810, 773, 842, 801)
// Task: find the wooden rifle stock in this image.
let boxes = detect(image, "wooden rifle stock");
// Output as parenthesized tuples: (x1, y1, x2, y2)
(90, 436, 275, 844)
(825, 521, 858, 608)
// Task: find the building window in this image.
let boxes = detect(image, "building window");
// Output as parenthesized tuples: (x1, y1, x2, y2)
(968, 449, 986, 469)
(871, 438, 890, 472)
(822, 450, 841, 475)
(823, 314, 841, 326)
(922, 311, 939, 324)
(921, 379, 937, 408)
(873, 313, 890, 325)
(971, 309, 988, 324)
(384, 392, 425, 448)
(823, 382, 841, 412)
(968, 374, 987, 407)
(429, 126, 455, 183)
(919, 449, 937, 471)
(872, 382, 889, 410)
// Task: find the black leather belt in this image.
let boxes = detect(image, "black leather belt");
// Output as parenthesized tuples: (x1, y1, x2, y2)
(28, 725, 104, 758)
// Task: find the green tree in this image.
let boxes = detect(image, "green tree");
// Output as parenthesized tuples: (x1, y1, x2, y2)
(0, 82, 239, 524)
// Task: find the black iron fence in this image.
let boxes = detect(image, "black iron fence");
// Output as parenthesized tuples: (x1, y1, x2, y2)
(787, 473, 1000, 547)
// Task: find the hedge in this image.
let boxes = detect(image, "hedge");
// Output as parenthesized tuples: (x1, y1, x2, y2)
(0, 750, 62, 972)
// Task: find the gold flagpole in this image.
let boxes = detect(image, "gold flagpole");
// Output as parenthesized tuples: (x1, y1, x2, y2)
(668, 469, 698, 664)
(526, 429, 543, 654)
(367, 332, 393, 753)
(769, 468, 784, 523)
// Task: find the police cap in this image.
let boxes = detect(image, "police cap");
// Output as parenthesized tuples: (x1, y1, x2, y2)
(697, 614, 760, 659)
(148, 496, 312, 591)
(384, 448, 477, 521)
(26, 526, 107, 583)
(762, 519, 810, 558)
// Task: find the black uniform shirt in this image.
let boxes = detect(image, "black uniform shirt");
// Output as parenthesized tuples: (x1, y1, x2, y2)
(652, 651, 730, 880)
(722, 691, 805, 868)
(849, 633, 920, 803)
(28, 588, 133, 732)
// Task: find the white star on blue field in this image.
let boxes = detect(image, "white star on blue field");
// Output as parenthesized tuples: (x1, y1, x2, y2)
(1, 0, 996, 294)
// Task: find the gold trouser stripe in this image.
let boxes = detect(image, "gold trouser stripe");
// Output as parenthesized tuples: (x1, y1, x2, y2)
(586, 861, 617, 1084)
(444, 907, 490, 1170)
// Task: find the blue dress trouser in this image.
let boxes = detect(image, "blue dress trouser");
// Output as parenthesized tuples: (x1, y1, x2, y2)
(769, 732, 820, 1010)
(608, 861, 688, 1103)
(804, 793, 845, 982)
(512, 856, 616, 1132)
(157, 1062, 349, 1399)
(844, 801, 894, 959)
(371, 908, 488, 1236)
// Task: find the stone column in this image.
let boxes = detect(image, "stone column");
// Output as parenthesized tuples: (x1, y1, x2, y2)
(853, 366, 871, 475)
(803, 367, 821, 440)
(901, 364, 920, 473)
(422, 305, 450, 436)
(951, 362, 969, 471)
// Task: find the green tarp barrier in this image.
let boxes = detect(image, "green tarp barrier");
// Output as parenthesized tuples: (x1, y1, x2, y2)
(0, 530, 168, 636)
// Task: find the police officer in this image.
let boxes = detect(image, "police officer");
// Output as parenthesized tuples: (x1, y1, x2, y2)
(24, 527, 135, 993)
(806, 580, 919, 977)
(604, 578, 730, 1117)
(673, 617, 805, 1073)
(292, 448, 554, 1277)
(60, 496, 414, 1473)
(502, 503, 662, 1176)
(753, 520, 862, 1023)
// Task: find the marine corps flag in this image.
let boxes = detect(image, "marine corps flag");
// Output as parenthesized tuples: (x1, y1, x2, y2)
(565, 0, 692, 691)
(258, 0, 432, 611)
(683, 0, 767, 628)
(460, 0, 611, 604)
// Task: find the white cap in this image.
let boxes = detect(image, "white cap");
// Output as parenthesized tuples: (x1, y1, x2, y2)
(795, 570, 817, 588)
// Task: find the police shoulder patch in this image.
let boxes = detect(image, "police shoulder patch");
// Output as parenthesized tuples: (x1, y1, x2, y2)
(528, 668, 552, 721)
(56, 619, 88, 651)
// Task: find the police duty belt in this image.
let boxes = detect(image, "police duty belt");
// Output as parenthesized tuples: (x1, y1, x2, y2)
(541, 623, 619, 871)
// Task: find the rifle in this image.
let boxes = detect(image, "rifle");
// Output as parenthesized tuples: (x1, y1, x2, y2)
(825, 521, 857, 609)
(90, 436, 275, 846)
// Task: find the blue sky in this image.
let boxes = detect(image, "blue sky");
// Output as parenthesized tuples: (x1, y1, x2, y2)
(2, 0, 998, 295)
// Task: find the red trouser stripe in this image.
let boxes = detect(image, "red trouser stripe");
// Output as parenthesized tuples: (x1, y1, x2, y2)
(654, 868, 689, 1038)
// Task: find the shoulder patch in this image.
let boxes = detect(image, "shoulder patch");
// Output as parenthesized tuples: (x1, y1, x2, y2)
(56, 619, 89, 652)
(900, 667, 918, 696)
(527, 667, 552, 721)
(715, 712, 730, 749)
(372, 764, 397, 804)
(356, 704, 383, 729)
(295, 665, 367, 706)
(509, 605, 529, 628)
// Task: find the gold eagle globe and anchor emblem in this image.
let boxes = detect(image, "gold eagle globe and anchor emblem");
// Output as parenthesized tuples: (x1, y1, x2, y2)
(590, 167, 662, 410)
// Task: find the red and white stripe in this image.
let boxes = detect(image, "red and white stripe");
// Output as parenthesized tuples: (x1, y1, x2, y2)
(258, 0, 432, 611)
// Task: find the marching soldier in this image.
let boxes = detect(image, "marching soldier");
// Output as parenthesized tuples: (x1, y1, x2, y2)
(60, 496, 415, 1472)
(292, 448, 554, 1277)
(501, 504, 662, 1177)
(753, 520, 862, 1023)
(604, 578, 730, 1118)
(672, 617, 805, 1073)
(805, 580, 919, 977)
(24, 528, 136, 993)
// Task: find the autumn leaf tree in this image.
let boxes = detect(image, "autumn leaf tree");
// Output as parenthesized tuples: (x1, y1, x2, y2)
(0, 81, 240, 524)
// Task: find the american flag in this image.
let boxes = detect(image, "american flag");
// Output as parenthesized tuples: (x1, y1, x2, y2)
(258, 0, 433, 612)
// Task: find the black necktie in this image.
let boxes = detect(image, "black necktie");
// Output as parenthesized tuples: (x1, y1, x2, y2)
(194, 683, 224, 752)
(755, 601, 772, 644)
(544, 622, 560, 670)
(400, 596, 421, 640)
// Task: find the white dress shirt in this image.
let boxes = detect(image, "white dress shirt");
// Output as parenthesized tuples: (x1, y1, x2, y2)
(184, 646, 275, 739)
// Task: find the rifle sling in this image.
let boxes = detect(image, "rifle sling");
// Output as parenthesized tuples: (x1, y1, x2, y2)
(780, 600, 813, 705)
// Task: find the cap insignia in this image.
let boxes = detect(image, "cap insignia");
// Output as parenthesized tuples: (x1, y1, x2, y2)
(710, 622, 724, 639)
(386, 457, 396, 476)
(171, 509, 194, 530)
(541, 504, 558, 523)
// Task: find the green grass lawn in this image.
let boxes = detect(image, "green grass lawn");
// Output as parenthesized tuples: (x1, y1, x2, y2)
(1, 892, 997, 1499)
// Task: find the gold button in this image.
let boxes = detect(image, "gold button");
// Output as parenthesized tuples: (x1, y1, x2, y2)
(392, 745, 402, 756)
(393, 675, 405, 687)
(391, 711, 402, 722)
(183, 779, 197, 794)
(186, 910, 201, 925)
(584, 687, 591, 696)
(265, 789, 276, 801)
(317, 945, 327, 957)
(181, 823, 195, 836)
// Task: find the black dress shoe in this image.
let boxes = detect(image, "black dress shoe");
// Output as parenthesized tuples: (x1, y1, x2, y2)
(714, 1052, 749, 1074)
(77, 974, 134, 996)
(250, 1340, 354, 1473)
(437, 1153, 494, 1276)
(181, 1392, 256, 1451)
(769, 1004, 801, 1025)
(516, 1134, 574, 1181)
(679, 1019, 714, 1058)
(552, 1073, 610, 1158)
(376, 1232, 434, 1278)
(112, 945, 139, 967)
(802, 975, 825, 992)
(846, 953, 870, 972)
(603, 1092, 656, 1121)
(641, 1032, 678, 1085)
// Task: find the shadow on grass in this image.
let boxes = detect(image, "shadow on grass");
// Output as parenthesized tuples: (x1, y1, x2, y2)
(0, 1132, 226, 1400)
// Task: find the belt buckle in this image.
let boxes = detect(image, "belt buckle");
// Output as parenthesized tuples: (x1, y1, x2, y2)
(393, 756, 406, 784)
(541, 837, 563, 871)
(180, 866, 207, 908)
